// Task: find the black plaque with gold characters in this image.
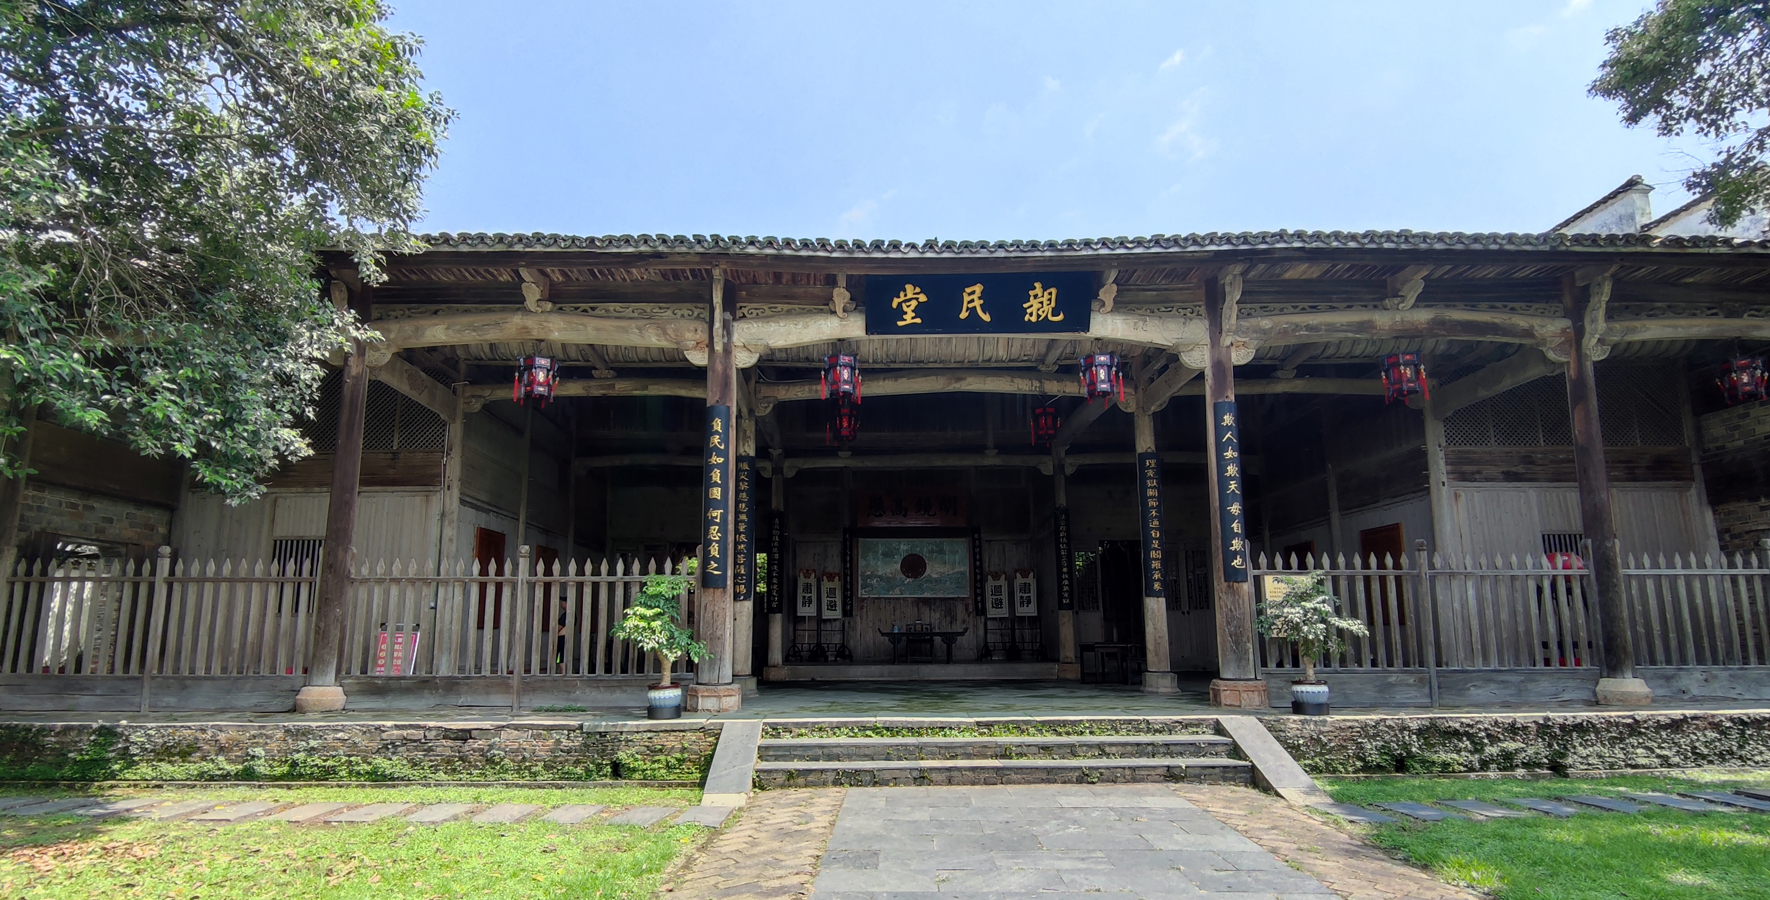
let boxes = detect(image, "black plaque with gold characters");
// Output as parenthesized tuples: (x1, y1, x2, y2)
(1137, 452, 1166, 598)
(1213, 401, 1250, 583)
(733, 455, 754, 605)
(1054, 506, 1074, 611)
(766, 507, 784, 614)
(700, 405, 731, 588)
(864, 272, 1093, 335)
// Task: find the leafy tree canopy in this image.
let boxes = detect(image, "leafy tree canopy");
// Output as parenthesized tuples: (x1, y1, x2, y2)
(0, 0, 451, 498)
(1592, 0, 1770, 230)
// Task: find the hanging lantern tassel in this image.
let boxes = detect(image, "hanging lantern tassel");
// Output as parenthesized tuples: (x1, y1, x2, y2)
(513, 355, 557, 407)
(1720, 356, 1769, 406)
(1031, 406, 1061, 446)
(1079, 353, 1121, 406)
(1380, 352, 1429, 405)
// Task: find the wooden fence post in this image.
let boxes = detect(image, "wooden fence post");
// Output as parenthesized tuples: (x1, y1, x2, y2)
(1414, 540, 1440, 708)
(511, 545, 529, 714)
(140, 546, 171, 714)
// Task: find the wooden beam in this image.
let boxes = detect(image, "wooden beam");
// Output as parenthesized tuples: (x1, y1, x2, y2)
(574, 454, 703, 471)
(1428, 348, 1560, 416)
(1174, 377, 1383, 397)
(462, 377, 705, 409)
(1236, 307, 1570, 349)
(1052, 399, 1111, 453)
(737, 311, 863, 352)
(370, 354, 457, 419)
(1602, 316, 1770, 346)
(374, 310, 705, 354)
(757, 369, 1082, 404)
(1143, 363, 1201, 412)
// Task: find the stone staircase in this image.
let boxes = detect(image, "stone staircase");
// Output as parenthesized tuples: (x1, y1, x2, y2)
(753, 724, 1252, 788)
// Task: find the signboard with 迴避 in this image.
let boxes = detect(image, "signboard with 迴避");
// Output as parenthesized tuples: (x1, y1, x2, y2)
(864, 272, 1094, 336)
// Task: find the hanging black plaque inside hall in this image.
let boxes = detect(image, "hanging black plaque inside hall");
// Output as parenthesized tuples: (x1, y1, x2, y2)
(733, 456, 755, 605)
(1213, 400, 1250, 583)
(700, 405, 732, 588)
(1137, 453, 1167, 599)
(840, 527, 854, 617)
(971, 528, 987, 615)
(864, 272, 1094, 336)
(766, 507, 785, 615)
(1054, 505, 1075, 611)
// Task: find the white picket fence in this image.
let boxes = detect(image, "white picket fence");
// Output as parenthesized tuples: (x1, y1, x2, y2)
(0, 554, 688, 679)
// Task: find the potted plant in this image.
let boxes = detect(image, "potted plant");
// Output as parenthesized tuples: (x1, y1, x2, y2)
(1255, 573, 1369, 715)
(612, 569, 708, 719)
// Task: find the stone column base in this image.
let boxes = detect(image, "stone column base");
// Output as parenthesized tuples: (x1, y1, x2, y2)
(1595, 676, 1653, 706)
(733, 675, 759, 698)
(684, 683, 743, 713)
(1141, 671, 1180, 694)
(1056, 662, 1082, 680)
(1210, 678, 1270, 709)
(294, 685, 346, 713)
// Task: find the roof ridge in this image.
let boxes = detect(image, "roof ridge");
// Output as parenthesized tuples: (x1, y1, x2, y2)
(1549, 175, 1648, 233)
(1642, 194, 1711, 234)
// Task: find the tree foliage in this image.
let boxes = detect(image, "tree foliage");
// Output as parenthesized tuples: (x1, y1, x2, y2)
(1591, 0, 1770, 229)
(0, 0, 451, 497)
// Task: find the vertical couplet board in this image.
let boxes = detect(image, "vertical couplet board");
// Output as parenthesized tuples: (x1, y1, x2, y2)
(971, 529, 987, 615)
(766, 507, 785, 614)
(733, 456, 754, 605)
(1212, 401, 1250, 583)
(1053, 506, 1074, 611)
(1137, 453, 1167, 598)
(840, 528, 854, 617)
(701, 405, 732, 588)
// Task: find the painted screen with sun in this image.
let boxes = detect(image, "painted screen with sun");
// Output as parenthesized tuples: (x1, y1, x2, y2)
(856, 537, 972, 598)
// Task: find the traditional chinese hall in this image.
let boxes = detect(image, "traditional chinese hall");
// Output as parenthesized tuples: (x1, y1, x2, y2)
(8, 179, 1770, 714)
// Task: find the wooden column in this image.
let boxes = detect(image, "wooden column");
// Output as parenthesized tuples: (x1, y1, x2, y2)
(1204, 273, 1267, 709)
(1053, 447, 1079, 679)
(513, 405, 534, 551)
(766, 449, 786, 670)
(1320, 401, 1344, 558)
(1132, 404, 1178, 693)
(437, 359, 466, 570)
(1563, 274, 1651, 705)
(731, 408, 756, 689)
(686, 270, 740, 712)
(0, 401, 39, 592)
(296, 274, 370, 713)
(1421, 392, 1457, 559)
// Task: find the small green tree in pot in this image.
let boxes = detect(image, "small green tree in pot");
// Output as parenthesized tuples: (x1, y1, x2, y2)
(1255, 573, 1369, 715)
(612, 570, 708, 719)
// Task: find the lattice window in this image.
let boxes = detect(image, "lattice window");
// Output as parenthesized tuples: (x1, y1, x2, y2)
(1073, 550, 1101, 612)
(1541, 532, 1584, 555)
(299, 372, 448, 452)
(1165, 545, 1211, 611)
(1444, 366, 1682, 448)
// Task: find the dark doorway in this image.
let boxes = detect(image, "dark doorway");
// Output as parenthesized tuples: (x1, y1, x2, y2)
(1097, 540, 1146, 648)
(474, 527, 506, 629)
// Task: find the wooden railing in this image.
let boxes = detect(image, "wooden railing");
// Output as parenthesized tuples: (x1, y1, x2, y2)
(0, 552, 687, 680)
(1254, 546, 1770, 676)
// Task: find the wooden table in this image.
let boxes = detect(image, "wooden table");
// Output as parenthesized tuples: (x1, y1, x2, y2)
(1081, 641, 1137, 684)
(878, 628, 969, 664)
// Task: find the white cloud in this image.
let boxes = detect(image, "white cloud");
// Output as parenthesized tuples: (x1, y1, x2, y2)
(837, 190, 895, 232)
(1159, 48, 1185, 71)
(1155, 105, 1216, 162)
(1043, 75, 1061, 92)
(1560, 0, 1592, 17)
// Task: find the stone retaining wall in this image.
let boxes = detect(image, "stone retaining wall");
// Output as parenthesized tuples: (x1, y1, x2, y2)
(1264, 710, 1770, 775)
(0, 720, 720, 783)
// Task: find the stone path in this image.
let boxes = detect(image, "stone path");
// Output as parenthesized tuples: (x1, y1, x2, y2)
(1318, 789, 1763, 824)
(0, 796, 726, 827)
(811, 784, 1335, 899)
(662, 787, 846, 899)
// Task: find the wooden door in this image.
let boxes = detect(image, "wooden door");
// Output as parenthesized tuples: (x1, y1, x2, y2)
(474, 528, 506, 629)
(1357, 523, 1407, 635)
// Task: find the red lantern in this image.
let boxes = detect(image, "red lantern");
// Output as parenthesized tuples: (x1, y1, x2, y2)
(822, 353, 861, 446)
(1380, 352, 1428, 404)
(513, 355, 557, 407)
(1719, 357, 1769, 406)
(1079, 353, 1122, 405)
(1031, 406, 1060, 446)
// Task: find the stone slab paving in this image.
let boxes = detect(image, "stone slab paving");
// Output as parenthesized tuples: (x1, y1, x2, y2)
(189, 801, 283, 823)
(1175, 785, 1485, 900)
(1623, 792, 1726, 813)
(605, 805, 674, 827)
(1504, 798, 1580, 818)
(133, 799, 219, 820)
(406, 803, 477, 824)
(811, 784, 1334, 898)
(673, 805, 735, 827)
(1373, 802, 1463, 823)
(1437, 800, 1525, 819)
(540, 804, 604, 824)
(1564, 795, 1643, 814)
(662, 788, 846, 900)
(471, 803, 539, 824)
(1313, 802, 1399, 825)
(8, 798, 99, 816)
(1740, 788, 1770, 803)
(271, 802, 350, 823)
(323, 802, 417, 823)
(73, 798, 162, 818)
(0, 796, 52, 811)
(1685, 791, 1770, 812)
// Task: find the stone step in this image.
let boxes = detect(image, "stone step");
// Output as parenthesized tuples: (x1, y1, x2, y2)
(757, 734, 1236, 763)
(753, 756, 1252, 788)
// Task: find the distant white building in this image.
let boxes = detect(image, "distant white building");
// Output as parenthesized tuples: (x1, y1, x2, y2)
(1554, 174, 1770, 237)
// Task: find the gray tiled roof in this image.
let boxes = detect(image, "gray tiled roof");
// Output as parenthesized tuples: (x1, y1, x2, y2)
(419, 229, 1770, 255)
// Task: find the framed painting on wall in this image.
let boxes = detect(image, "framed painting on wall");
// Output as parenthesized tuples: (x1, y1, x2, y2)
(856, 536, 972, 599)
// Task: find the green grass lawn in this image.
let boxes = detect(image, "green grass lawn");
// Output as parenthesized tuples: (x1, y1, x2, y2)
(1321, 771, 1770, 900)
(0, 786, 707, 900)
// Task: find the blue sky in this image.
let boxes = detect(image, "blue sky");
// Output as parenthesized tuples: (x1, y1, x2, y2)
(389, 0, 1699, 240)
